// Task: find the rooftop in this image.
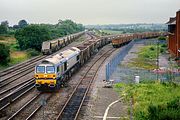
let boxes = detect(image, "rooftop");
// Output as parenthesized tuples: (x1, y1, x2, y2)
(166, 17, 176, 25)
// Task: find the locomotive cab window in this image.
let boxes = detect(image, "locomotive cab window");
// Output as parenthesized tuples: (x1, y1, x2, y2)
(46, 66, 55, 73)
(77, 55, 79, 61)
(36, 66, 45, 73)
(57, 66, 59, 72)
(57, 66, 61, 73)
(64, 62, 67, 71)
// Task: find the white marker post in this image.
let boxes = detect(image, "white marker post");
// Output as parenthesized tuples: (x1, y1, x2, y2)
(135, 76, 139, 84)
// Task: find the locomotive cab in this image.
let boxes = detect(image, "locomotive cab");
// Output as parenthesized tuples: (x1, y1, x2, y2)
(35, 64, 57, 89)
(35, 55, 67, 91)
(35, 47, 81, 91)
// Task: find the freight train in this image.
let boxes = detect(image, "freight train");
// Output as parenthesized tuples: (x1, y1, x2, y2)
(111, 32, 167, 48)
(35, 32, 165, 91)
(41, 31, 85, 55)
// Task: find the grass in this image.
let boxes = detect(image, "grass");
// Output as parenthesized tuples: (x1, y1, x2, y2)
(9, 51, 29, 65)
(93, 29, 123, 36)
(0, 35, 16, 45)
(128, 45, 167, 70)
(0, 35, 40, 70)
(100, 29, 123, 35)
(114, 82, 180, 119)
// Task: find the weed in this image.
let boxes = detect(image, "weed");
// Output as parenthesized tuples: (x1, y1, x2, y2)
(128, 44, 167, 70)
(27, 48, 40, 57)
(115, 82, 180, 120)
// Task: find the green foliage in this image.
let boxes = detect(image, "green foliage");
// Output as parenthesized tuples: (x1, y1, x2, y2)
(18, 20, 28, 28)
(51, 19, 84, 38)
(139, 46, 157, 59)
(15, 20, 84, 51)
(15, 24, 51, 51)
(10, 43, 20, 51)
(0, 43, 10, 65)
(0, 24, 8, 34)
(1, 21, 9, 27)
(115, 82, 180, 120)
(147, 97, 180, 120)
(128, 44, 167, 69)
(27, 48, 40, 57)
(128, 45, 158, 69)
(158, 36, 166, 40)
(149, 46, 155, 51)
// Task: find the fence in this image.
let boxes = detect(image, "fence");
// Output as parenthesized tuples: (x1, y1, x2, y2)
(106, 39, 136, 80)
(106, 39, 180, 83)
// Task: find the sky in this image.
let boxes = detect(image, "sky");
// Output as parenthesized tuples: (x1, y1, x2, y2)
(0, 0, 180, 26)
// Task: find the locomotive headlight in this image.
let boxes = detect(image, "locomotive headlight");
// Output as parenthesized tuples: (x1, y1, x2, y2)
(35, 75, 38, 79)
(53, 75, 56, 79)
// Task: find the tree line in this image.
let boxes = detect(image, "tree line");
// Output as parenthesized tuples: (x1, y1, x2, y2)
(0, 19, 85, 65)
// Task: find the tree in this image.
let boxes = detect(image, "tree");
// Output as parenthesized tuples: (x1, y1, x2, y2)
(18, 20, 28, 28)
(0, 25, 8, 34)
(0, 20, 9, 34)
(13, 25, 19, 29)
(15, 25, 51, 51)
(55, 19, 85, 35)
(1, 21, 9, 28)
(0, 43, 10, 65)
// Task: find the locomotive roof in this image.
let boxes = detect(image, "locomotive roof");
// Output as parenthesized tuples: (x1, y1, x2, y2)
(60, 47, 80, 59)
(41, 55, 66, 65)
(40, 47, 80, 65)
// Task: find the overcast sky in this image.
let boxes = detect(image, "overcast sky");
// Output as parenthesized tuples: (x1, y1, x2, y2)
(0, 0, 180, 26)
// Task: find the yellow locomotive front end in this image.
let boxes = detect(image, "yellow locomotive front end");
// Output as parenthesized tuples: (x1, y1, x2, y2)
(35, 64, 57, 91)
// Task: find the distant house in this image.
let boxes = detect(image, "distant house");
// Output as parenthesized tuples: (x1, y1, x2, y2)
(167, 10, 180, 61)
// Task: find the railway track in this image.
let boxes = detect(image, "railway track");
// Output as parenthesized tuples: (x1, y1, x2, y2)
(0, 33, 96, 83)
(56, 47, 115, 120)
(0, 45, 114, 120)
(0, 33, 98, 119)
(0, 79, 34, 111)
(0, 33, 95, 91)
(0, 55, 46, 78)
(6, 92, 52, 120)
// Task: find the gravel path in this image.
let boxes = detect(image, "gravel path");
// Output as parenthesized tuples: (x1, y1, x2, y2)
(78, 46, 128, 120)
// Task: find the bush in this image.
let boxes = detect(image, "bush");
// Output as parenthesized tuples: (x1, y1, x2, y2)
(27, 48, 40, 57)
(15, 25, 51, 51)
(149, 46, 155, 51)
(146, 97, 180, 120)
(158, 36, 166, 40)
(160, 48, 165, 53)
(0, 24, 8, 34)
(115, 82, 180, 120)
(161, 44, 167, 48)
(0, 43, 10, 65)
